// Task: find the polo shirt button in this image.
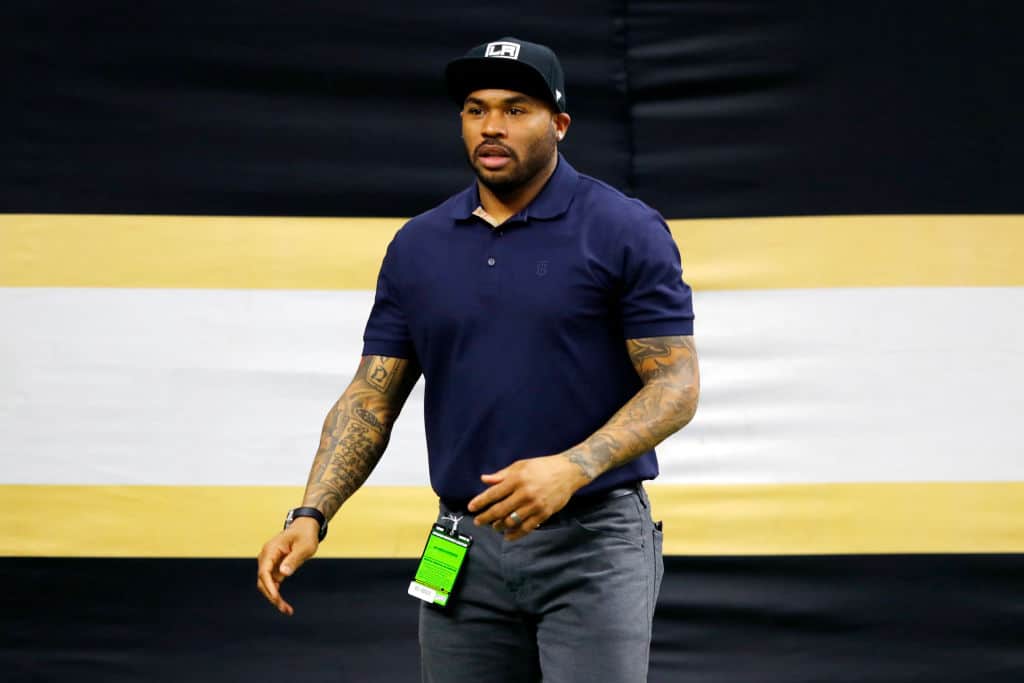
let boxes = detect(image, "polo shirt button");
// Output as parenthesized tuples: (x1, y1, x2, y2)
(487, 257, 496, 266)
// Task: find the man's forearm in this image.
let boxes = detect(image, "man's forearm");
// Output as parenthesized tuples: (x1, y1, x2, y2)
(564, 336, 699, 482)
(301, 356, 416, 521)
(302, 395, 391, 521)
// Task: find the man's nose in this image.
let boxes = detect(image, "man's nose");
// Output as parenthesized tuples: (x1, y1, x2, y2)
(481, 111, 506, 137)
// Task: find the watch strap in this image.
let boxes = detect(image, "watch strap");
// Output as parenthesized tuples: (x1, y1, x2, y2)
(285, 506, 328, 541)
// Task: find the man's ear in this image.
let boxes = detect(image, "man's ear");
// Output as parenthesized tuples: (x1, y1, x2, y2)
(554, 112, 571, 141)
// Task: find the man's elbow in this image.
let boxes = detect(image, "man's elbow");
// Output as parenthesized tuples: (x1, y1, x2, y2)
(669, 381, 699, 432)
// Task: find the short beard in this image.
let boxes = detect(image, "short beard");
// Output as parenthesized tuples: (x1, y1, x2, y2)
(467, 128, 558, 198)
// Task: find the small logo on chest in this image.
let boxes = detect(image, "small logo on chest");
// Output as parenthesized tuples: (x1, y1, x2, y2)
(536, 260, 549, 277)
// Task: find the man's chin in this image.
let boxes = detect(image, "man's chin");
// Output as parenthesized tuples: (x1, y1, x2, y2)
(472, 164, 524, 192)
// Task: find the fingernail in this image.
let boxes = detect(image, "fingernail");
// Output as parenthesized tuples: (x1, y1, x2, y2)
(281, 565, 292, 575)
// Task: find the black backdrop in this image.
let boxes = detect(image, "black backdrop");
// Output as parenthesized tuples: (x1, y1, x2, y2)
(6, 556, 1024, 682)
(4, 1, 1022, 218)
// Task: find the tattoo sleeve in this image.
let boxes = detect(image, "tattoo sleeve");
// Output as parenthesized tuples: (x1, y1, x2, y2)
(564, 335, 699, 481)
(301, 355, 421, 521)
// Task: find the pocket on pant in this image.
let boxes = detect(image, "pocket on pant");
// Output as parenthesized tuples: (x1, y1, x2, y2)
(652, 521, 664, 604)
(573, 494, 645, 548)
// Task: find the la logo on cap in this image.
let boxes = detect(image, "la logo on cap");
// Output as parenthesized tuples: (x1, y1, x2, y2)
(485, 41, 520, 59)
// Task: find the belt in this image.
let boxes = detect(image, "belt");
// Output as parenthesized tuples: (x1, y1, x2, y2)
(440, 482, 641, 527)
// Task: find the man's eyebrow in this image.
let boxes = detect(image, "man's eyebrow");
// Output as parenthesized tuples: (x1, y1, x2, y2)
(463, 95, 533, 106)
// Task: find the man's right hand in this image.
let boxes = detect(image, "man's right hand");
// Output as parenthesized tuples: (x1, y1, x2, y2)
(256, 517, 320, 616)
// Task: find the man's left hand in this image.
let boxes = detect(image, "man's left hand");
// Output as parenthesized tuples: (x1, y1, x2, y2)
(468, 454, 590, 541)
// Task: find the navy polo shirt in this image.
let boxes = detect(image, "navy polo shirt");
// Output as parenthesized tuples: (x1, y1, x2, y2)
(362, 156, 694, 500)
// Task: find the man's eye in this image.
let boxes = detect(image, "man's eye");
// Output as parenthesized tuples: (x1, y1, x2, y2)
(508, 108, 524, 115)
(467, 107, 482, 115)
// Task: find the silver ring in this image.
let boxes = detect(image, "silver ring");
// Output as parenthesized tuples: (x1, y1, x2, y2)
(509, 511, 523, 526)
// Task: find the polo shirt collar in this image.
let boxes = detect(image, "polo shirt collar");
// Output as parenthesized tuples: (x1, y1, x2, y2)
(450, 153, 579, 222)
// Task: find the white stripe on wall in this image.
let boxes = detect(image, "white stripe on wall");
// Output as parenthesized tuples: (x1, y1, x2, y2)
(2, 287, 1022, 486)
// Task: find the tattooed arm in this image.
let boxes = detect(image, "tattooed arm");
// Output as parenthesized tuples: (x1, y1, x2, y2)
(563, 335, 698, 480)
(469, 336, 698, 540)
(257, 354, 420, 615)
(300, 355, 421, 521)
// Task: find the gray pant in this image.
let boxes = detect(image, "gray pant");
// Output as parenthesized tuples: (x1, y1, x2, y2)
(420, 485, 664, 683)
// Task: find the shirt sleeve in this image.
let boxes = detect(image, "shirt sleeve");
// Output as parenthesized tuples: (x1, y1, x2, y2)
(619, 209, 695, 339)
(362, 236, 417, 359)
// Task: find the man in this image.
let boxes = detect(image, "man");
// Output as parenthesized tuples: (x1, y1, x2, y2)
(257, 36, 699, 682)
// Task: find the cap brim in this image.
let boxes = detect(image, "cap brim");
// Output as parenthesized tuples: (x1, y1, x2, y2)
(445, 57, 560, 111)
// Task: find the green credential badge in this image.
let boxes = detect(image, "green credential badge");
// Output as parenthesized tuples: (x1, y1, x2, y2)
(408, 523, 472, 607)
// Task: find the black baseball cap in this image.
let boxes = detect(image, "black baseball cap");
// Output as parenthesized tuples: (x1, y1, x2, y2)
(445, 37, 567, 113)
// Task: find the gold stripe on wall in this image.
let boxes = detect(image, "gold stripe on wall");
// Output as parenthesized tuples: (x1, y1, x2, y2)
(674, 214, 1024, 291)
(2, 482, 1022, 558)
(1, 214, 1022, 290)
(0, 214, 399, 291)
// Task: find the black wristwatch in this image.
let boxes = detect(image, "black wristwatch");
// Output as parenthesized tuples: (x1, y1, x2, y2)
(284, 507, 328, 542)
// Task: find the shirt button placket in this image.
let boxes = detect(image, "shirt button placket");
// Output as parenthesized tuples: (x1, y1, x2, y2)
(481, 228, 502, 303)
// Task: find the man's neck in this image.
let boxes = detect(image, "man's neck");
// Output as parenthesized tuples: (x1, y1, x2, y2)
(477, 153, 559, 225)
